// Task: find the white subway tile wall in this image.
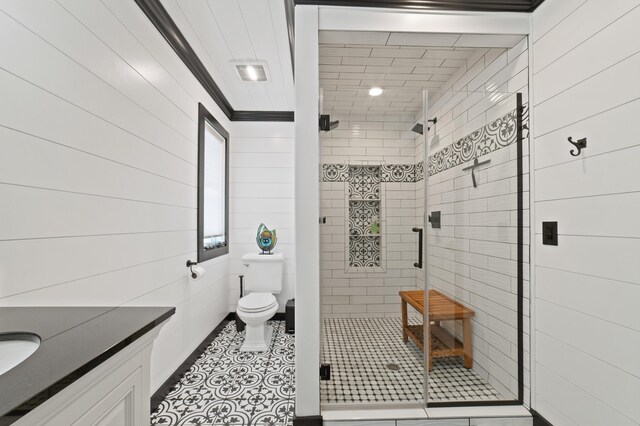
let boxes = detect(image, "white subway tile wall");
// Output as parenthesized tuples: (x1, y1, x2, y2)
(320, 114, 421, 317)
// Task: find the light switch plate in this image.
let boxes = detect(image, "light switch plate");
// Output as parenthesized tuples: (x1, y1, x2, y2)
(542, 221, 558, 246)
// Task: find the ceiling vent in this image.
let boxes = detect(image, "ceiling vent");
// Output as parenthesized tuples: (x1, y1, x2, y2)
(235, 63, 268, 82)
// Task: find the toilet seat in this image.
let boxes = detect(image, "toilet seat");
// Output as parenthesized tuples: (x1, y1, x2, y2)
(238, 292, 277, 313)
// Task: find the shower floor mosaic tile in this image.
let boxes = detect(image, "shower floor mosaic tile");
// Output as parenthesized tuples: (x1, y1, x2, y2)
(321, 317, 504, 405)
(151, 321, 295, 426)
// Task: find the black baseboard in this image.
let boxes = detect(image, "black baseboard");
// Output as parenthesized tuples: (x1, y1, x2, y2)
(531, 409, 554, 426)
(293, 415, 323, 426)
(150, 311, 287, 412)
(150, 315, 231, 412)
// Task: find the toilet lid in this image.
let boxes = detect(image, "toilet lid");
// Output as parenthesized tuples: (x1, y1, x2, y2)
(238, 292, 277, 312)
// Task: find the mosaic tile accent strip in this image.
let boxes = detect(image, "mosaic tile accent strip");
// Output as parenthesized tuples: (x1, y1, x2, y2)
(427, 107, 524, 177)
(349, 236, 381, 267)
(415, 161, 424, 182)
(151, 321, 295, 426)
(322, 163, 417, 183)
(321, 317, 504, 405)
(349, 201, 379, 236)
(322, 106, 529, 182)
(348, 166, 380, 200)
(322, 163, 348, 182)
(381, 164, 416, 182)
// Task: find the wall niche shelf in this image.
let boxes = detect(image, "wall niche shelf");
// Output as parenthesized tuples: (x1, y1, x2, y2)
(347, 166, 382, 268)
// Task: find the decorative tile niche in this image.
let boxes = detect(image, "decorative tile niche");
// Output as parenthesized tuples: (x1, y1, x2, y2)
(349, 201, 379, 236)
(348, 166, 380, 200)
(349, 235, 381, 268)
(347, 166, 381, 269)
(320, 163, 426, 271)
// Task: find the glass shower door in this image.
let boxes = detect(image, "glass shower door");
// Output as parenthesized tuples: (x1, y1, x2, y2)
(423, 89, 527, 405)
(318, 111, 428, 407)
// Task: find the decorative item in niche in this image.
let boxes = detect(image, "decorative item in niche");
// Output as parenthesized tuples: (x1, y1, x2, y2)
(370, 217, 380, 235)
(256, 223, 277, 254)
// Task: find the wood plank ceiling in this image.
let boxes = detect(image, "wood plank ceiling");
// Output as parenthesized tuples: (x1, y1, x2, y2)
(160, 0, 295, 112)
(149, 0, 541, 118)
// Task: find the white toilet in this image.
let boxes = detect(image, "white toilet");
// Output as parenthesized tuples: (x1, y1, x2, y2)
(237, 252, 284, 352)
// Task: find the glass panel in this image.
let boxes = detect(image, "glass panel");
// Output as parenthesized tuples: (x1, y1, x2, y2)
(316, 83, 527, 409)
(197, 102, 228, 263)
(203, 122, 226, 250)
(423, 89, 526, 404)
(318, 108, 426, 407)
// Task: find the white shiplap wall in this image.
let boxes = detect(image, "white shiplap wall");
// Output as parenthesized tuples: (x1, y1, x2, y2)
(0, 0, 233, 392)
(531, 0, 640, 425)
(227, 122, 296, 312)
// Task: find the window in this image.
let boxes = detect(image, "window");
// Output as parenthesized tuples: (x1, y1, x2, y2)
(198, 103, 229, 261)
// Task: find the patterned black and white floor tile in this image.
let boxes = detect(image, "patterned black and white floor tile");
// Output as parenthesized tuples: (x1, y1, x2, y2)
(320, 317, 504, 405)
(151, 321, 295, 426)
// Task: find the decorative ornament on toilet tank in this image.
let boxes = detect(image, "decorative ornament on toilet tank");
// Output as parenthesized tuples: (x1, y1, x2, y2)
(256, 223, 277, 254)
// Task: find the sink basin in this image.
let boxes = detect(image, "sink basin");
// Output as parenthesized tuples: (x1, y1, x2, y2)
(0, 333, 41, 376)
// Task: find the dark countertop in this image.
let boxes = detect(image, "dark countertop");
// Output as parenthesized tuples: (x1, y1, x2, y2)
(0, 306, 175, 425)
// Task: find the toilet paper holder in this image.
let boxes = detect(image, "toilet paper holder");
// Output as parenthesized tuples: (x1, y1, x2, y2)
(186, 260, 204, 279)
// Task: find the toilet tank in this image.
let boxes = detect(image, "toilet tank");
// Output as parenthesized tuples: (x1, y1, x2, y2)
(241, 252, 284, 293)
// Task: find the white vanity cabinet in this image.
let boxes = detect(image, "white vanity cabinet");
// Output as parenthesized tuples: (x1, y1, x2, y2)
(14, 324, 164, 426)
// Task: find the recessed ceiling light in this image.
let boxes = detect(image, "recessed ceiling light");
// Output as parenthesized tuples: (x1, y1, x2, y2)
(246, 65, 258, 81)
(235, 64, 268, 82)
(369, 87, 383, 96)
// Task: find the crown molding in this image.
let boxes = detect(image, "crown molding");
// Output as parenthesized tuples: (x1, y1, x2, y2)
(134, 0, 294, 122)
(295, 0, 545, 13)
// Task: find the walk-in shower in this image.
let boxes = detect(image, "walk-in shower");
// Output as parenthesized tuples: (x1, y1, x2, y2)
(317, 30, 529, 409)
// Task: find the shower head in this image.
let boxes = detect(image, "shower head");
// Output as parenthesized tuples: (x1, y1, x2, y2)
(411, 123, 424, 135)
(319, 114, 340, 131)
(411, 117, 437, 135)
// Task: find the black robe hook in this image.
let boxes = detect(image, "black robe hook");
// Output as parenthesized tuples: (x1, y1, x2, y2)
(568, 137, 587, 156)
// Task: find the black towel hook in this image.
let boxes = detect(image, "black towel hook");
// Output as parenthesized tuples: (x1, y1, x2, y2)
(568, 137, 587, 156)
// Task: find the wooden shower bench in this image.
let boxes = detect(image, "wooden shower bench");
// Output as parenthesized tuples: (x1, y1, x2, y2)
(399, 289, 475, 371)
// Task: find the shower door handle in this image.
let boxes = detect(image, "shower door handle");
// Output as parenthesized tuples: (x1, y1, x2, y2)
(412, 227, 423, 269)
